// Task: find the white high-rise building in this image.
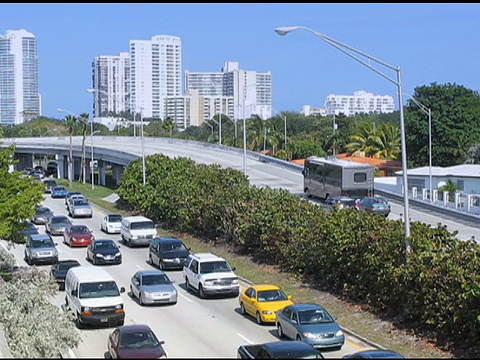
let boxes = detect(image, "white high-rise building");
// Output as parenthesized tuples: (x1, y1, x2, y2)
(129, 35, 182, 120)
(185, 61, 272, 121)
(92, 52, 130, 117)
(0, 29, 40, 125)
(325, 90, 395, 117)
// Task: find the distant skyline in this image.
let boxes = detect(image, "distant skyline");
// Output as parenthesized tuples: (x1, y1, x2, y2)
(1, 3, 479, 120)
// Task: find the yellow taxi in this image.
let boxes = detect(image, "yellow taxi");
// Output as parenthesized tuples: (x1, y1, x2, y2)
(239, 284, 294, 324)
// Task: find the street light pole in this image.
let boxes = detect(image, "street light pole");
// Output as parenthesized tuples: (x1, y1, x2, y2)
(242, 92, 247, 176)
(405, 94, 433, 203)
(140, 108, 146, 185)
(275, 25, 411, 259)
(219, 96, 222, 145)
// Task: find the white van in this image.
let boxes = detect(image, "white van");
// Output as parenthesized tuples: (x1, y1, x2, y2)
(120, 215, 157, 247)
(65, 266, 125, 328)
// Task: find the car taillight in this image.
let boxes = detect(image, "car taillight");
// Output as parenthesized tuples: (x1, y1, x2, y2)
(369, 206, 375, 211)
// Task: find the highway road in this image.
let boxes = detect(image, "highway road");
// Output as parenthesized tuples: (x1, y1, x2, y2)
(1, 194, 379, 358)
(5, 136, 480, 240)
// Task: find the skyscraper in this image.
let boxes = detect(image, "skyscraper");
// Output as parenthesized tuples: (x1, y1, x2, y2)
(0, 29, 40, 125)
(129, 35, 182, 120)
(92, 52, 130, 117)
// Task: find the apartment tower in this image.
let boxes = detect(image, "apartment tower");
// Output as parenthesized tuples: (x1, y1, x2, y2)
(0, 29, 40, 125)
(129, 35, 182, 120)
(92, 52, 130, 118)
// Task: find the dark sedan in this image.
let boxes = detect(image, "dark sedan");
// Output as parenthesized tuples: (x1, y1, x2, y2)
(148, 237, 191, 270)
(32, 206, 54, 225)
(325, 196, 356, 210)
(343, 349, 405, 358)
(107, 324, 167, 359)
(50, 259, 81, 290)
(87, 239, 122, 265)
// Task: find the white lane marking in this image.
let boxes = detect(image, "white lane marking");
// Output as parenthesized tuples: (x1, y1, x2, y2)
(135, 264, 144, 270)
(68, 348, 76, 358)
(237, 333, 254, 344)
(178, 291, 193, 303)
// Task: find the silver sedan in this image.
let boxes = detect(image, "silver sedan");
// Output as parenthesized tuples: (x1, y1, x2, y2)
(45, 215, 72, 236)
(130, 269, 177, 306)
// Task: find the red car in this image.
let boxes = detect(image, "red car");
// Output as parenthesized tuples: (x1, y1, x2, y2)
(107, 324, 167, 359)
(63, 225, 94, 247)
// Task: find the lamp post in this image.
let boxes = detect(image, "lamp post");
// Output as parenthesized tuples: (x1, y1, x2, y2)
(275, 25, 411, 259)
(219, 95, 222, 145)
(40, 128, 58, 137)
(86, 88, 107, 190)
(140, 108, 145, 185)
(405, 93, 433, 202)
(326, 100, 337, 157)
(57, 107, 78, 189)
(242, 83, 258, 177)
(89, 130, 101, 189)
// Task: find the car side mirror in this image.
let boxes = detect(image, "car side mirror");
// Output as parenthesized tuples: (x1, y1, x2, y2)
(302, 169, 306, 176)
(231, 266, 236, 271)
(120, 287, 126, 293)
(54, 243, 58, 246)
(170, 280, 176, 283)
(159, 340, 165, 345)
(287, 295, 293, 300)
(71, 289, 78, 297)
(25, 243, 30, 248)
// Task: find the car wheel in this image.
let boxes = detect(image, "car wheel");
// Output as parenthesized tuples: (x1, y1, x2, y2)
(139, 292, 144, 305)
(296, 334, 302, 341)
(117, 320, 124, 326)
(129, 285, 135, 298)
(305, 188, 311, 198)
(159, 260, 164, 270)
(75, 314, 84, 329)
(185, 278, 190, 291)
(198, 284, 206, 299)
(256, 312, 263, 325)
(148, 254, 153, 266)
(277, 323, 284, 338)
(92, 256, 97, 265)
(240, 302, 246, 315)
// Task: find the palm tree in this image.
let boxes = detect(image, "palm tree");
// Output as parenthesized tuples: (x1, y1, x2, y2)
(162, 117, 175, 137)
(345, 122, 375, 156)
(369, 123, 401, 160)
(64, 115, 77, 188)
(77, 113, 89, 183)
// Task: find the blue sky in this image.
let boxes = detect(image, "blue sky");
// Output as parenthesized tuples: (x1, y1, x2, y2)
(1, 3, 479, 119)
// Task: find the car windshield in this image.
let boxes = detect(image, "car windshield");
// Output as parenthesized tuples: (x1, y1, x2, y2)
(108, 215, 122, 223)
(58, 262, 79, 271)
(52, 217, 69, 224)
(131, 221, 155, 230)
(74, 199, 89, 206)
(37, 208, 51, 214)
(31, 238, 54, 248)
(199, 260, 231, 274)
(276, 350, 322, 359)
(54, 187, 66, 191)
(72, 226, 90, 234)
(298, 308, 333, 324)
(95, 241, 117, 249)
(141, 274, 170, 286)
(79, 281, 120, 298)
(257, 289, 288, 302)
(160, 241, 187, 252)
(119, 330, 160, 349)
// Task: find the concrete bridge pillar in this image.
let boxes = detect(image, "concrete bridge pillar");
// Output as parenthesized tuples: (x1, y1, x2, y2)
(112, 165, 124, 186)
(98, 160, 106, 186)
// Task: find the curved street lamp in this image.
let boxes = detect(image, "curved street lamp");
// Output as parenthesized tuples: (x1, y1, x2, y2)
(275, 25, 411, 260)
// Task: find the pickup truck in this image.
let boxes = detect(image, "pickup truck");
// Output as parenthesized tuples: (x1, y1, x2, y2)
(237, 340, 324, 359)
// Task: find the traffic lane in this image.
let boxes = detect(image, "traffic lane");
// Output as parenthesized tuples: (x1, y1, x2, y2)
(41, 195, 373, 358)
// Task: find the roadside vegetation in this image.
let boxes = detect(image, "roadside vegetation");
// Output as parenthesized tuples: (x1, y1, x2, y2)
(0, 147, 79, 358)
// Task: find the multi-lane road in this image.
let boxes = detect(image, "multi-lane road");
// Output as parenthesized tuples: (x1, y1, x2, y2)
(1, 194, 381, 358)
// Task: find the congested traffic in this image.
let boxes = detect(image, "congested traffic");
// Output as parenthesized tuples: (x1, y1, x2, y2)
(4, 172, 402, 358)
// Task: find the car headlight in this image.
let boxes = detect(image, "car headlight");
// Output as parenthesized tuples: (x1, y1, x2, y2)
(262, 310, 273, 315)
(115, 304, 123, 310)
(95, 253, 104, 257)
(336, 330, 344, 337)
(81, 306, 91, 312)
(163, 258, 174, 262)
(32, 252, 39, 257)
(72, 237, 77, 241)
(143, 291, 152, 296)
(303, 332, 317, 338)
(115, 252, 121, 257)
(232, 279, 239, 285)
(204, 280, 214, 286)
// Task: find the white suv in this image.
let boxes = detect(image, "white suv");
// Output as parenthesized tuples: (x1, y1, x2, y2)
(183, 252, 240, 299)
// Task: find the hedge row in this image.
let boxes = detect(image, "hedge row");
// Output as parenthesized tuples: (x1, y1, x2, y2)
(117, 154, 480, 353)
